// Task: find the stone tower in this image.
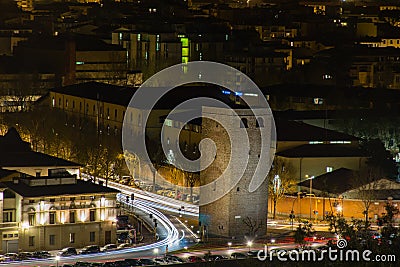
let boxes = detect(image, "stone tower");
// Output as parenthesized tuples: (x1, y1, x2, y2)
(199, 106, 273, 238)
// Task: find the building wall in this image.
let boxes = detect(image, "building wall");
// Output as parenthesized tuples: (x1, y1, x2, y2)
(0, 191, 117, 253)
(18, 221, 115, 252)
(272, 195, 400, 223)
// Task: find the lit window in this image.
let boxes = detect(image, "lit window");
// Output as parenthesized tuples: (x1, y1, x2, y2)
(326, 166, 333, 172)
(70, 233, 75, 243)
(164, 119, 173, 127)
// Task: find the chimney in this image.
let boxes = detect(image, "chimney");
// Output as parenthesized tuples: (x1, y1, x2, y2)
(63, 37, 76, 86)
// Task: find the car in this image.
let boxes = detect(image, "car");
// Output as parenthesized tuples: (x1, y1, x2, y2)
(79, 245, 100, 254)
(124, 258, 142, 266)
(153, 258, 169, 265)
(207, 254, 228, 261)
(32, 251, 51, 259)
(4, 253, 18, 261)
(17, 252, 35, 260)
(139, 258, 158, 266)
(247, 250, 265, 258)
(117, 243, 131, 249)
(230, 252, 247, 259)
(304, 234, 326, 242)
(165, 254, 184, 263)
(59, 247, 78, 257)
(187, 256, 204, 262)
(101, 243, 118, 252)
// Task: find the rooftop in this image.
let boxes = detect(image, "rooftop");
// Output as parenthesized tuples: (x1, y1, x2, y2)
(298, 168, 356, 195)
(275, 120, 359, 142)
(51, 82, 239, 109)
(3, 179, 118, 197)
(0, 128, 80, 168)
(276, 144, 366, 158)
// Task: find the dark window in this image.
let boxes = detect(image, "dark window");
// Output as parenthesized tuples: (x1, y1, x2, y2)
(29, 236, 35, 246)
(49, 212, 55, 224)
(49, 235, 55, 245)
(29, 200, 35, 203)
(240, 118, 248, 128)
(3, 211, 12, 222)
(256, 117, 264, 128)
(90, 210, 95, 222)
(50, 198, 55, 202)
(69, 211, 75, 223)
(105, 231, 111, 244)
(90, 232, 95, 242)
(114, 109, 117, 119)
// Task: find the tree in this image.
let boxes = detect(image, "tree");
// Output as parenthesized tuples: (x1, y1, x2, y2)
(268, 158, 296, 219)
(146, 136, 167, 193)
(352, 169, 380, 228)
(294, 221, 315, 249)
(242, 216, 263, 238)
(361, 138, 397, 178)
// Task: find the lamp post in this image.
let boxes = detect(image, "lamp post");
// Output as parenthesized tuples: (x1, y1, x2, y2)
(247, 241, 253, 252)
(290, 192, 302, 230)
(309, 176, 314, 220)
(338, 195, 344, 217)
(55, 255, 60, 267)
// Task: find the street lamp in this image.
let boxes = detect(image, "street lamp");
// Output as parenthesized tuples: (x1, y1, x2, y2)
(247, 241, 253, 252)
(55, 255, 60, 267)
(153, 248, 159, 256)
(338, 195, 344, 217)
(228, 242, 232, 249)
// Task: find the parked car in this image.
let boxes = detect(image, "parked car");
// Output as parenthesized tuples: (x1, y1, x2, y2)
(165, 254, 184, 263)
(187, 256, 204, 262)
(124, 258, 142, 266)
(230, 252, 247, 259)
(79, 245, 100, 254)
(139, 258, 158, 266)
(4, 253, 18, 261)
(117, 243, 132, 249)
(153, 258, 169, 265)
(32, 251, 51, 259)
(247, 250, 265, 258)
(207, 254, 228, 261)
(59, 247, 78, 257)
(17, 252, 35, 260)
(101, 244, 118, 252)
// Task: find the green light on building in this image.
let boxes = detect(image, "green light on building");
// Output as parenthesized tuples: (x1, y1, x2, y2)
(180, 36, 189, 68)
